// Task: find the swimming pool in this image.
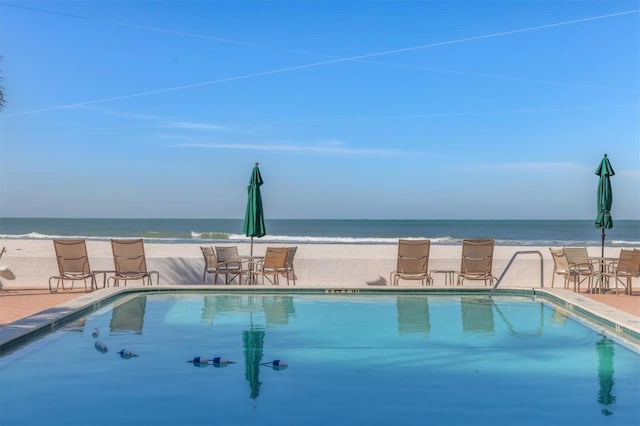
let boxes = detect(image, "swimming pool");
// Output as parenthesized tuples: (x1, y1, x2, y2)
(1, 292, 638, 425)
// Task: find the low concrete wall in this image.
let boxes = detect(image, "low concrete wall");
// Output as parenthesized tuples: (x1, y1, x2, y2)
(1, 240, 601, 290)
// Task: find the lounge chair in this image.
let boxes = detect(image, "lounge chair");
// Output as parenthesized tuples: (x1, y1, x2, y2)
(283, 246, 297, 286)
(549, 248, 581, 290)
(214, 246, 245, 284)
(563, 247, 594, 293)
(602, 249, 640, 295)
(107, 239, 159, 287)
(250, 247, 288, 285)
(201, 246, 222, 284)
(390, 239, 432, 286)
(457, 239, 497, 286)
(49, 239, 97, 293)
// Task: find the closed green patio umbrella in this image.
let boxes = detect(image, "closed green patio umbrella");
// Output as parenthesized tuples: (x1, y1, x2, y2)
(243, 162, 266, 256)
(594, 154, 615, 258)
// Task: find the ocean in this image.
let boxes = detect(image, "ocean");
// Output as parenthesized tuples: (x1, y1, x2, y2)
(0, 218, 638, 247)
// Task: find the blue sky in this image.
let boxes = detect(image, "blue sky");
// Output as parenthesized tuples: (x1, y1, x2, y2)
(0, 0, 638, 220)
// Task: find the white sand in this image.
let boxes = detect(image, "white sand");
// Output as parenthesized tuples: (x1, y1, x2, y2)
(0, 238, 625, 289)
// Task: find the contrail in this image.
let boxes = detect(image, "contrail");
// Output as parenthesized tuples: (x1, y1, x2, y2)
(3, 8, 638, 117)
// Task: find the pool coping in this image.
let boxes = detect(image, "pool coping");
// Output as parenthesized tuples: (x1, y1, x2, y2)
(1, 285, 639, 355)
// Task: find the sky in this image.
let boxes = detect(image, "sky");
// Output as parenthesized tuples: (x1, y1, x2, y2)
(0, 0, 638, 220)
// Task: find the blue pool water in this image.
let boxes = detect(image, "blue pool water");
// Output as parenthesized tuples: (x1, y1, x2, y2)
(0, 293, 639, 425)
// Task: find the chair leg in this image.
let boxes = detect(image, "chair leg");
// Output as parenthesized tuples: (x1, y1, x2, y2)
(49, 277, 60, 293)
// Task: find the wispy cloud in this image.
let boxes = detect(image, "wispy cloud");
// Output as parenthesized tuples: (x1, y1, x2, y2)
(172, 140, 406, 156)
(617, 169, 640, 178)
(69, 105, 159, 121)
(492, 161, 588, 171)
(468, 162, 640, 179)
(164, 121, 229, 130)
(155, 133, 196, 140)
(463, 161, 591, 173)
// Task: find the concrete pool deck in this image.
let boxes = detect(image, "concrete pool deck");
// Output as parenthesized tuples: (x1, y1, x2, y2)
(0, 285, 638, 327)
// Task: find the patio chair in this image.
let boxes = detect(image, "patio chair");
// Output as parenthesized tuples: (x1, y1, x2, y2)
(549, 248, 581, 290)
(108, 239, 159, 287)
(201, 246, 222, 284)
(49, 239, 97, 293)
(0, 246, 16, 288)
(390, 239, 433, 286)
(563, 247, 594, 293)
(283, 246, 297, 286)
(214, 246, 245, 284)
(602, 249, 640, 295)
(250, 247, 288, 286)
(457, 239, 497, 286)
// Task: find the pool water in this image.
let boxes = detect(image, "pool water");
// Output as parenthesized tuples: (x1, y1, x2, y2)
(0, 293, 638, 426)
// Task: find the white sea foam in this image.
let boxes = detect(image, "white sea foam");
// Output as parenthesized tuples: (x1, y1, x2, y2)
(0, 232, 99, 240)
(610, 240, 640, 246)
(1, 231, 638, 247)
(225, 234, 462, 245)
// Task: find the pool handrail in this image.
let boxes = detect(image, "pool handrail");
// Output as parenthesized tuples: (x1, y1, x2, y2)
(489, 250, 544, 298)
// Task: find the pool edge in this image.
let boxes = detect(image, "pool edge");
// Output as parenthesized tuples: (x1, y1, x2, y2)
(1, 285, 638, 355)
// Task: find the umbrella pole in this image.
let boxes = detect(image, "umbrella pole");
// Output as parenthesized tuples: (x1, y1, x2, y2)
(250, 236, 254, 257)
(600, 229, 606, 290)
